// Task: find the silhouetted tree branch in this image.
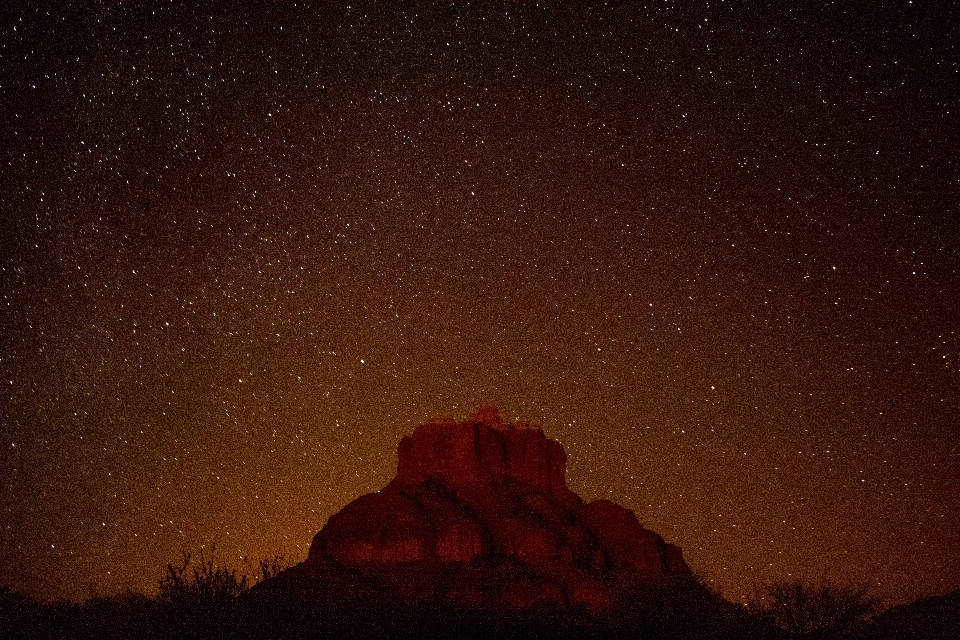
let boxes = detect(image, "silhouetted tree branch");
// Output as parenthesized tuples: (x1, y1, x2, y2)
(749, 580, 879, 639)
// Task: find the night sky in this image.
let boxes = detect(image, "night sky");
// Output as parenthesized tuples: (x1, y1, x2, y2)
(2, 2, 958, 607)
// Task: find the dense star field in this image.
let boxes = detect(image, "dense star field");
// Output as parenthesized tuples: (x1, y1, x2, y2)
(2, 2, 958, 606)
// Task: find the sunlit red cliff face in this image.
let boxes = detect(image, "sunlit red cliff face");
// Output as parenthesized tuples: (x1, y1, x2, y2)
(272, 407, 690, 612)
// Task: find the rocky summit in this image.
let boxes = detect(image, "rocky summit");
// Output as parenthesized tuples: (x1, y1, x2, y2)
(281, 407, 690, 612)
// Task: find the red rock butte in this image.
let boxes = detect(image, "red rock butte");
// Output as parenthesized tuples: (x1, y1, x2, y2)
(301, 406, 691, 611)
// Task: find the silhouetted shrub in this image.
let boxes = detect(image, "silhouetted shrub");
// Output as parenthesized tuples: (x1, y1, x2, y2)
(606, 575, 782, 640)
(247, 553, 290, 585)
(0, 560, 899, 640)
(158, 544, 249, 608)
(749, 580, 879, 639)
(154, 545, 252, 639)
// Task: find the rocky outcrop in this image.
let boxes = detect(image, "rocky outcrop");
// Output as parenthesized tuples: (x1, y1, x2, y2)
(393, 407, 578, 509)
(302, 406, 690, 611)
(579, 499, 690, 578)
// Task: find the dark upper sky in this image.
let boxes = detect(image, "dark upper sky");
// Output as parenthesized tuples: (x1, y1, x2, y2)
(2, 1, 958, 605)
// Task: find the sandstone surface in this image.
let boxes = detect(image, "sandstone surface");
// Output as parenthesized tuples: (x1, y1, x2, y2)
(301, 406, 691, 611)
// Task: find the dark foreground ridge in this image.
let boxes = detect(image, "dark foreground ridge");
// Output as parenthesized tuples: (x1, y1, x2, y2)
(5, 408, 954, 638)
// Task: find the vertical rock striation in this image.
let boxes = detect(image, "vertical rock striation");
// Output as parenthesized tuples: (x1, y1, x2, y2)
(393, 407, 579, 509)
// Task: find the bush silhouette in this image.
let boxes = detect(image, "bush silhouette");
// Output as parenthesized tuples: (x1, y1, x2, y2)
(749, 580, 878, 639)
(158, 544, 249, 608)
(1, 555, 901, 640)
(154, 544, 256, 639)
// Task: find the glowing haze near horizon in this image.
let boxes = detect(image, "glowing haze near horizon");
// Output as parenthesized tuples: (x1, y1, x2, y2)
(2, 2, 958, 606)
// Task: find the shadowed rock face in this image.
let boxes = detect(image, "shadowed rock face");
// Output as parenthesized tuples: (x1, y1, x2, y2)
(304, 406, 691, 611)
